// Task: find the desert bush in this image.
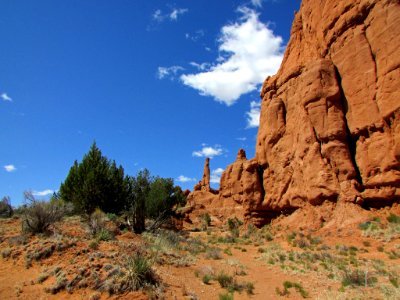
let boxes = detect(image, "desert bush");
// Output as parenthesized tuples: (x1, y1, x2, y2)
(219, 293, 234, 300)
(21, 191, 67, 234)
(216, 272, 235, 290)
(276, 281, 308, 298)
(87, 209, 113, 241)
(0, 196, 13, 218)
(1, 248, 11, 258)
(387, 214, 400, 224)
(37, 273, 49, 283)
(202, 274, 212, 284)
(227, 217, 242, 238)
(341, 268, 377, 287)
(45, 271, 68, 294)
(205, 248, 223, 260)
(200, 212, 211, 230)
(120, 253, 159, 291)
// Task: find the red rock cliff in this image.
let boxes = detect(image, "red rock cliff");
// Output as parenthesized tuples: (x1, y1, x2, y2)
(187, 0, 400, 226)
(256, 0, 400, 211)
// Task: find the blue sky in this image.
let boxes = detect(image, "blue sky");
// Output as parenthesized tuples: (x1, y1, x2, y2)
(0, 0, 300, 206)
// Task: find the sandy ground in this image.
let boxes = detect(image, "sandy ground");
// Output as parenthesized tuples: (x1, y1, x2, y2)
(0, 204, 399, 300)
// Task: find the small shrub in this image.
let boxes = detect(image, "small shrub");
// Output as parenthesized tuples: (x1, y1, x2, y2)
(21, 192, 66, 234)
(341, 269, 377, 287)
(89, 240, 99, 250)
(87, 209, 107, 237)
(276, 281, 308, 298)
(45, 272, 68, 294)
(37, 273, 49, 283)
(205, 248, 223, 260)
(106, 213, 118, 222)
(96, 228, 113, 241)
(0, 196, 13, 218)
(219, 292, 234, 300)
(8, 235, 28, 246)
(387, 214, 400, 224)
(287, 232, 297, 243)
(224, 248, 232, 256)
(358, 221, 379, 231)
(243, 224, 256, 239)
(362, 241, 371, 247)
(389, 273, 399, 288)
(216, 272, 235, 289)
(1, 248, 11, 258)
(202, 274, 211, 284)
(200, 213, 211, 230)
(121, 253, 158, 291)
(227, 217, 242, 238)
(245, 282, 254, 295)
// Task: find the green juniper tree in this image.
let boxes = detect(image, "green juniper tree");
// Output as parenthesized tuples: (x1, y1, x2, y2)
(125, 169, 151, 233)
(60, 142, 126, 215)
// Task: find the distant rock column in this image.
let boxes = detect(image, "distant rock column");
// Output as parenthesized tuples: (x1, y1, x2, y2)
(201, 158, 211, 191)
(193, 158, 211, 192)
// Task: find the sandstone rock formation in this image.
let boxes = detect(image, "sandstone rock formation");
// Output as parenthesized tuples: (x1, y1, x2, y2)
(186, 0, 400, 226)
(257, 0, 400, 211)
(194, 158, 211, 192)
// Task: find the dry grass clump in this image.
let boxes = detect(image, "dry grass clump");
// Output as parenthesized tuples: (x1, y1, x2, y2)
(276, 281, 309, 298)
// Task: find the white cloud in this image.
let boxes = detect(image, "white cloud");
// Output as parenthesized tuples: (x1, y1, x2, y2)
(246, 101, 261, 128)
(152, 9, 163, 22)
(32, 189, 55, 197)
(1, 93, 12, 102)
(236, 137, 247, 141)
(157, 66, 184, 80)
(170, 8, 188, 20)
(4, 164, 16, 172)
(189, 62, 211, 71)
(210, 168, 225, 184)
(185, 30, 205, 42)
(251, 0, 263, 7)
(193, 145, 223, 158)
(152, 7, 188, 22)
(181, 7, 283, 106)
(176, 175, 196, 183)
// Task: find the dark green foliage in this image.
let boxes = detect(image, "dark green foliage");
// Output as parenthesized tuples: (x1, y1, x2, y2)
(60, 142, 187, 234)
(60, 142, 127, 215)
(202, 274, 212, 284)
(387, 213, 400, 224)
(146, 177, 175, 218)
(0, 196, 13, 218)
(125, 170, 187, 233)
(125, 169, 151, 234)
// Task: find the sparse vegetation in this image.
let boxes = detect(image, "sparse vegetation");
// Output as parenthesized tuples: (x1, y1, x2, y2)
(276, 281, 308, 298)
(200, 212, 212, 230)
(21, 191, 68, 234)
(0, 196, 13, 218)
(219, 292, 234, 300)
(202, 274, 212, 284)
(387, 213, 400, 224)
(341, 268, 377, 287)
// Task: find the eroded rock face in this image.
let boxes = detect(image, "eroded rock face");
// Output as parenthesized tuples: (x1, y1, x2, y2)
(186, 0, 400, 226)
(257, 0, 400, 209)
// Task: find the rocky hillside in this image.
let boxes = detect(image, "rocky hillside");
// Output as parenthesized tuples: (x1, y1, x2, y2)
(186, 0, 400, 226)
